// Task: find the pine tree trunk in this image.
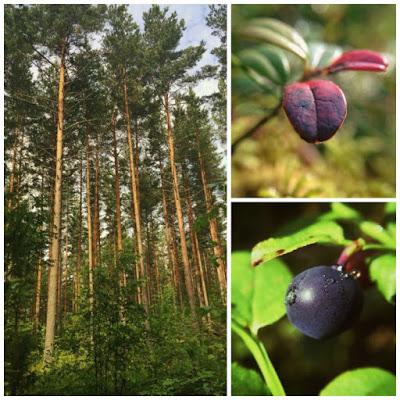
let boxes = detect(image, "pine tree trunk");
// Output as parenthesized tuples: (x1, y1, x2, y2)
(86, 135, 95, 327)
(112, 109, 123, 253)
(62, 200, 69, 318)
(123, 71, 148, 315)
(161, 171, 182, 308)
(93, 134, 101, 266)
(14, 131, 24, 208)
(145, 222, 153, 305)
(44, 42, 66, 364)
(74, 154, 83, 312)
(56, 245, 62, 332)
(196, 132, 226, 302)
(34, 260, 42, 332)
(152, 236, 161, 304)
(184, 174, 210, 324)
(163, 92, 196, 314)
(7, 125, 20, 210)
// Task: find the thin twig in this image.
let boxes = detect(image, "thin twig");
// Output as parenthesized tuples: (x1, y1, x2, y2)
(231, 99, 282, 153)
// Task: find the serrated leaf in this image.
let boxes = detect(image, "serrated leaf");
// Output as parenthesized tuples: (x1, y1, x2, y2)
(320, 368, 395, 396)
(309, 42, 342, 68)
(359, 221, 395, 247)
(231, 251, 293, 334)
(232, 362, 271, 396)
(240, 18, 308, 60)
(251, 221, 346, 267)
(369, 254, 396, 303)
(238, 45, 290, 85)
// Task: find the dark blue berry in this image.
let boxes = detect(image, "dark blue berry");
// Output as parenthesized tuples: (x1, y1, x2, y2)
(285, 265, 363, 339)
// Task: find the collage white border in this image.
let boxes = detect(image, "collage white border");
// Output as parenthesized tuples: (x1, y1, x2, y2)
(0, 0, 398, 398)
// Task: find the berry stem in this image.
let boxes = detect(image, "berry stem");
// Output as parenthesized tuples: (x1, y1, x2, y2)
(337, 239, 365, 266)
(232, 319, 286, 396)
(231, 99, 282, 154)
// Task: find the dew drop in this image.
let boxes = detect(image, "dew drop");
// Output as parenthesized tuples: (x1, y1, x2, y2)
(286, 288, 297, 305)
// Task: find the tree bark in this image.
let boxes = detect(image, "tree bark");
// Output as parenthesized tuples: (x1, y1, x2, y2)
(184, 174, 210, 324)
(34, 260, 42, 332)
(86, 135, 95, 323)
(161, 170, 182, 308)
(163, 92, 196, 314)
(7, 125, 21, 210)
(93, 133, 101, 267)
(44, 41, 66, 365)
(74, 154, 83, 312)
(62, 199, 69, 318)
(123, 70, 148, 315)
(112, 108, 123, 253)
(196, 132, 226, 302)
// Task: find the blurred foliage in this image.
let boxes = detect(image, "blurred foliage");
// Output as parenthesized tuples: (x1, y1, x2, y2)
(232, 5, 395, 198)
(232, 202, 395, 395)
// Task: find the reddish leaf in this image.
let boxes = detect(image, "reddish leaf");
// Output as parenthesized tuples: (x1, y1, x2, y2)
(283, 79, 347, 143)
(327, 50, 388, 73)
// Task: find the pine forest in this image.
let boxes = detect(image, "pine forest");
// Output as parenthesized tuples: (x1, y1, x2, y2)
(4, 4, 227, 395)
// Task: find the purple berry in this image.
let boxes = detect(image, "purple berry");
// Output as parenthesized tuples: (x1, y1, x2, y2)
(283, 80, 347, 143)
(285, 265, 363, 339)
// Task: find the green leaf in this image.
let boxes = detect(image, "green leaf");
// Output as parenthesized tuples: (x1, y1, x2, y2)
(385, 202, 396, 215)
(240, 18, 308, 60)
(231, 251, 293, 334)
(320, 368, 396, 396)
(369, 254, 396, 303)
(330, 203, 361, 220)
(232, 362, 271, 396)
(238, 45, 290, 85)
(359, 221, 395, 247)
(386, 222, 396, 238)
(308, 42, 342, 68)
(231, 251, 254, 327)
(251, 221, 347, 266)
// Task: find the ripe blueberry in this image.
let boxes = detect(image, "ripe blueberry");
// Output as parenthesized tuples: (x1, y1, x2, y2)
(285, 265, 363, 339)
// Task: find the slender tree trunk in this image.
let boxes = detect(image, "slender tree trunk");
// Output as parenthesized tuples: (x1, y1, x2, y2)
(111, 107, 127, 317)
(184, 174, 210, 324)
(44, 42, 66, 364)
(163, 92, 196, 314)
(34, 260, 42, 332)
(56, 245, 62, 332)
(196, 132, 226, 302)
(62, 200, 69, 318)
(112, 109, 123, 253)
(7, 125, 21, 210)
(14, 131, 24, 208)
(145, 221, 153, 305)
(152, 233, 161, 304)
(122, 71, 148, 316)
(74, 154, 83, 312)
(86, 136, 94, 320)
(93, 133, 101, 266)
(161, 166, 182, 308)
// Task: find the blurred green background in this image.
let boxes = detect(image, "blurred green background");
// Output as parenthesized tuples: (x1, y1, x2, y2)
(232, 202, 395, 395)
(232, 5, 396, 198)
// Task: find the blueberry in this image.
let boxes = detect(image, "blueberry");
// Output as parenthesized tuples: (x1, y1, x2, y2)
(285, 265, 363, 339)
